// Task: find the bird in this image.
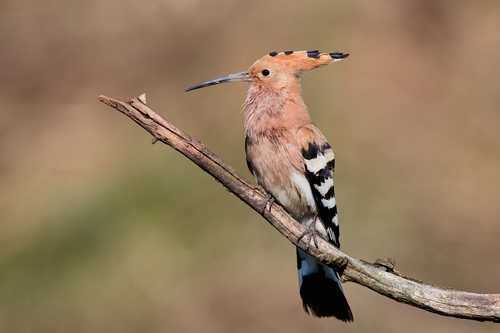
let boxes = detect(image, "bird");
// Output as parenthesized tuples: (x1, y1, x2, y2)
(186, 50, 353, 322)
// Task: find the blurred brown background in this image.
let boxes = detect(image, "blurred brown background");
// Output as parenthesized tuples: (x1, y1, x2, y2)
(1, 0, 500, 332)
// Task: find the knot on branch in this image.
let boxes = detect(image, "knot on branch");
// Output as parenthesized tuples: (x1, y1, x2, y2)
(374, 258, 397, 272)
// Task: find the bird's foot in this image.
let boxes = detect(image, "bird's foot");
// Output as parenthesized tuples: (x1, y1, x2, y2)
(255, 185, 274, 214)
(297, 217, 319, 250)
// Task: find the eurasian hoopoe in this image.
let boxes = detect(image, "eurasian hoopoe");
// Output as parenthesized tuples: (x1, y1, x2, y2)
(187, 50, 352, 322)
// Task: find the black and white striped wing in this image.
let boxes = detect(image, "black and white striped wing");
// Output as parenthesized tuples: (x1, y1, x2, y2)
(302, 142, 340, 247)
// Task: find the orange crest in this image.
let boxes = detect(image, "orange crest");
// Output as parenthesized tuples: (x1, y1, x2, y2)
(253, 50, 348, 74)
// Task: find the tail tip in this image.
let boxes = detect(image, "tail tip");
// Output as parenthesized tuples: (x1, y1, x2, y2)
(300, 273, 353, 322)
(303, 301, 354, 322)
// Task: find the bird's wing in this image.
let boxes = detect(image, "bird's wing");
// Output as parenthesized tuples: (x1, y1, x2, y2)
(297, 126, 340, 247)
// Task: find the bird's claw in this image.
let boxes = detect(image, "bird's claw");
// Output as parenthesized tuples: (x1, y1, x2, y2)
(255, 185, 274, 214)
(297, 218, 319, 250)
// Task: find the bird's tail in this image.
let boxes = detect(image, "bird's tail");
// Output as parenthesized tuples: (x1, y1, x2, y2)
(297, 248, 353, 321)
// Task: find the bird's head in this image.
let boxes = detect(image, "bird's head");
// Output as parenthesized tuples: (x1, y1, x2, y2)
(186, 50, 348, 92)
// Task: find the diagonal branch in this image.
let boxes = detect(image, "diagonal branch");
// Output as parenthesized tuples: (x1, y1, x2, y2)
(98, 94, 500, 323)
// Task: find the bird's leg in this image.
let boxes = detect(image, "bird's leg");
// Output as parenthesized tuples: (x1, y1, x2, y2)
(255, 185, 274, 213)
(297, 216, 320, 250)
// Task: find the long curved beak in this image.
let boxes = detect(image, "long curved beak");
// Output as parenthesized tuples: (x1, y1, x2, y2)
(186, 71, 251, 92)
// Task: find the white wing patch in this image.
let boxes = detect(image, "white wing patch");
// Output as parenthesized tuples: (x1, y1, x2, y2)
(304, 153, 328, 174)
(332, 215, 339, 227)
(327, 228, 338, 244)
(290, 172, 317, 211)
(323, 148, 334, 163)
(320, 197, 336, 209)
(313, 181, 332, 197)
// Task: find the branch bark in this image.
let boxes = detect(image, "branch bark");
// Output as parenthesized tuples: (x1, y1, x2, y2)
(98, 94, 500, 323)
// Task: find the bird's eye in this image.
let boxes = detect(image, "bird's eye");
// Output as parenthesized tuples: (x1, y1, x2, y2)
(262, 69, 270, 76)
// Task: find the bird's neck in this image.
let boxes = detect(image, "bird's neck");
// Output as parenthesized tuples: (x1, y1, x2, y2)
(244, 83, 312, 138)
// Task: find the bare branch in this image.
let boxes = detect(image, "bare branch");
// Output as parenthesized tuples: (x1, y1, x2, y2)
(98, 94, 500, 323)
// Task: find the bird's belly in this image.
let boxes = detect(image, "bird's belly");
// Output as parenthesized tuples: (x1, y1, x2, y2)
(249, 150, 317, 220)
